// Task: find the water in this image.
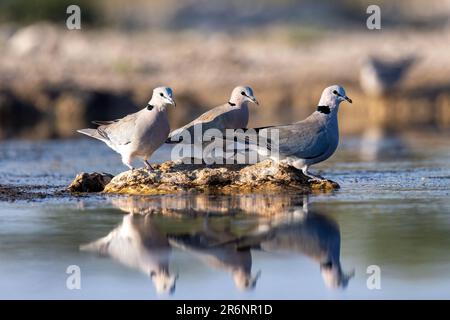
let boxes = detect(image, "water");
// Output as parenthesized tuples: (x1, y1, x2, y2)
(0, 133, 450, 299)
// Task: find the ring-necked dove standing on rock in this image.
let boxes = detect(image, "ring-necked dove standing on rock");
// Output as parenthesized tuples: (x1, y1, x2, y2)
(167, 86, 258, 143)
(234, 85, 352, 182)
(77, 87, 176, 170)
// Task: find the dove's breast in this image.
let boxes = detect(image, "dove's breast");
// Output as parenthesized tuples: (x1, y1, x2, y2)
(132, 110, 170, 157)
(310, 118, 339, 165)
(222, 105, 249, 129)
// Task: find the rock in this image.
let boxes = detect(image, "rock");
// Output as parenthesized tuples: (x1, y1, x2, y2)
(101, 159, 339, 195)
(67, 172, 114, 193)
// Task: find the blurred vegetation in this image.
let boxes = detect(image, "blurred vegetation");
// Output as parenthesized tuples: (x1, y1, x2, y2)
(0, 0, 102, 25)
(0, 0, 446, 31)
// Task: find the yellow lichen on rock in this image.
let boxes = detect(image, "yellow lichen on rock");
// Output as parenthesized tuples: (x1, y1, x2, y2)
(100, 159, 339, 195)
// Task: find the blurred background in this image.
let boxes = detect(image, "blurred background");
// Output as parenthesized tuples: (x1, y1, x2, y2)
(0, 0, 449, 140)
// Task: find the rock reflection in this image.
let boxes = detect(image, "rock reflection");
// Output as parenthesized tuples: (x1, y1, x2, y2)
(111, 194, 304, 216)
(81, 194, 353, 294)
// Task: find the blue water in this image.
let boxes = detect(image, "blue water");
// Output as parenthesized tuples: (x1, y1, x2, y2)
(0, 134, 450, 299)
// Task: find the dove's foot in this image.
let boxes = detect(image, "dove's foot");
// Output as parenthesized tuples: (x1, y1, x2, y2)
(300, 166, 325, 182)
(307, 177, 328, 183)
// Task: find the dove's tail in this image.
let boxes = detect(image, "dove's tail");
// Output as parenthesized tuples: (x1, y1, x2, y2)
(165, 137, 180, 144)
(77, 128, 106, 142)
(165, 128, 188, 144)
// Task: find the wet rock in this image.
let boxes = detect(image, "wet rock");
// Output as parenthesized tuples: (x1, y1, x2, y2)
(101, 160, 339, 195)
(67, 172, 114, 193)
(0, 185, 49, 202)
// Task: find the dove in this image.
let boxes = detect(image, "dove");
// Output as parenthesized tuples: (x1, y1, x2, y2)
(234, 85, 352, 181)
(77, 87, 175, 170)
(360, 55, 417, 96)
(167, 86, 258, 144)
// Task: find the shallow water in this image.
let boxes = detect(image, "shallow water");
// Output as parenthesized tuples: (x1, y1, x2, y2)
(1, 133, 450, 299)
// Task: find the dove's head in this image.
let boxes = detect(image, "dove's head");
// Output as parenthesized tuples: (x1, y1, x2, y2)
(233, 270, 261, 291)
(229, 86, 259, 106)
(317, 85, 352, 114)
(150, 270, 178, 295)
(320, 261, 355, 290)
(148, 86, 176, 110)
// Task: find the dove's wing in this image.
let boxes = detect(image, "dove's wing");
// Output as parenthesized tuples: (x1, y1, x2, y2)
(97, 112, 139, 146)
(235, 115, 329, 159)
(168, 103, 233, 141)
(271, 119, 329, 159)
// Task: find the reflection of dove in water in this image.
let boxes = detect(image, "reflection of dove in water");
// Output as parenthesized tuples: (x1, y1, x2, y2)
(360, 55, 417, 96)
(80, 214, 177, 295)
(360, 127, 410, 161)
(168, 217, 260, 291)
(259, 205, 354, 289)
(219, 196, 353, 289)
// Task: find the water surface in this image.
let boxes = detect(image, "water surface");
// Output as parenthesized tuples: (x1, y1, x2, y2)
(1, 134, 450, 299)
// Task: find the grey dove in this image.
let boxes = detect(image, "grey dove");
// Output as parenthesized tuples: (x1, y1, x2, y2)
(167, 86, 258, 143)
(235, 85, 352, 181)
(77, 87, 175, 170)
(360, 55, 417, 96)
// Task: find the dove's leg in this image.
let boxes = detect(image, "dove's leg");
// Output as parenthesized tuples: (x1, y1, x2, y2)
(143, 159, 152, 171)
(301, 165, 325, 182)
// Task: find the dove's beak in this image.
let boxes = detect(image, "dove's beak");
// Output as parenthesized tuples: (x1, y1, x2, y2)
(250, 96, 259, 106)
(242, 92, 259, 106)
(167, 97, 176, 107)
(344, 96, 352, 103)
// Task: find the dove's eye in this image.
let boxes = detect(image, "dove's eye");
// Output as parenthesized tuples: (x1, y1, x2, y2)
(160, 93, 164, 97)
(241, 91, 246, 96)
(333, 90, 340, 96)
